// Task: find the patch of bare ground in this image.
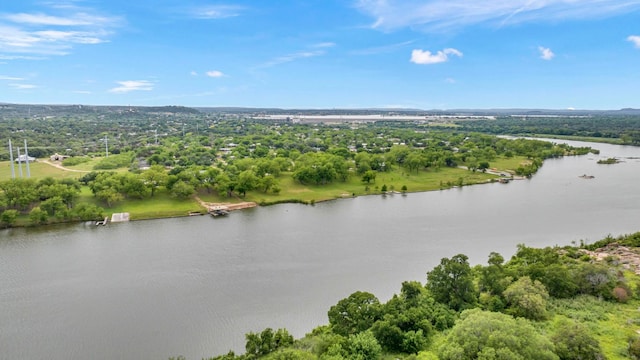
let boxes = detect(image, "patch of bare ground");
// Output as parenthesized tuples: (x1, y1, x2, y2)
(581, 243, 640, 275)
(194, 196, 257, 212)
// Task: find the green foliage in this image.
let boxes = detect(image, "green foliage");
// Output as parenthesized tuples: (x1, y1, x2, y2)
(347, 331, 381, 360)
(245, 328, 295, 359)
(171, 180, 195, 199)
(438, 309, 558, 360)
(93, 152, 134, 170)
(629, 337, 640, 359)
(328, 292, 381, 337)
(503, 276, 549, 321)
(0, 209, 19, 227)
(29, 206, 48, 225)
(72, 203, 105, 221)
(551, 321, 603, 360)
(61, 156, 90, 166)
(426, 254, 477, 311)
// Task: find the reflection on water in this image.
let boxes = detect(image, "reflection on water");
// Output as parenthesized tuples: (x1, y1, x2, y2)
(1, 140, 639, 359)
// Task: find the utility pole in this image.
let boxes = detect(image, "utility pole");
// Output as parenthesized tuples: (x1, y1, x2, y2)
(24, 139, 30, 178)
(17, 147, 23, 178)
(104, 136, 109, 157)
(8, 139, 15, 179)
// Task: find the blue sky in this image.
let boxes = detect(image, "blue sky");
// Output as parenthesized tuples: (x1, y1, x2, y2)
(1, 0, 639, 110)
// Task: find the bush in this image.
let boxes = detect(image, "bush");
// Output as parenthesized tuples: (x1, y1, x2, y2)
(62, 156, 90, 166)
(93, 153, 134, 170)
(551, 321, 603, 360)
(612, 286, 630, 303)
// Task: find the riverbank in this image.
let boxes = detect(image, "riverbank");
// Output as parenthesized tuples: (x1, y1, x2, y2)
(0, 154, 568, 228)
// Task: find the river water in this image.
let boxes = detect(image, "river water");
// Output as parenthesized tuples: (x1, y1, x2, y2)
(1, 140, 639, 359)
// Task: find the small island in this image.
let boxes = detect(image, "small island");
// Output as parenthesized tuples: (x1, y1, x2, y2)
(597, 157, 621, 164)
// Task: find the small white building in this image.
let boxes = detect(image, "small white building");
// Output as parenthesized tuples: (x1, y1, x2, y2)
(15, 154, 36, 162)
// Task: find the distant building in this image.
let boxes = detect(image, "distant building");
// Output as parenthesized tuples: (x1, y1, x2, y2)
(50, 153, 70, 161)
(15, 154, 36, 162)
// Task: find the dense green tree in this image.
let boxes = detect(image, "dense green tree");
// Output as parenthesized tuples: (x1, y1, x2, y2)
(347, 331, 381, 360)
(0, 209, 19, 227)
(551, 321, 603, 360)
(426, 254, 477, 311)
(29, 206, 48, 225)
(438, 309, 558, 360)
(171, 180, 195, 199)
(40, 196, 68, 219)
(328, 291, 381, 336)
(0, 179, 38, 210)
(142, 165, 169, 197)
(503, 276, 549, 321)
(72, 203, 105, 221)
(236, 170, 259, 196)
(245, 328, 294, 358)
(361, 170, 376, 184)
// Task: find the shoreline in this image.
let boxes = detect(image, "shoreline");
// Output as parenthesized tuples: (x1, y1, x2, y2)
(2, 172, 536, 230)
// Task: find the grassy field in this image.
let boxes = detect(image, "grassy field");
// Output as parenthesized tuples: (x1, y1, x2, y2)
(77, 188, 204, 220)
(245, 166, 497, 205)
(0, 160, 83, 181)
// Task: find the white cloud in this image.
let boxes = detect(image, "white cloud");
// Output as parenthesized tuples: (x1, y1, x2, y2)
(9, 83, 37, 89)
(312, 42, 336, 48)
(410, 48, 462, 64)
(258, 50, 325, 68)
(191, 5, 245, 19)
(206, 70, 224, 78)
(628, 35, 640, 48)
(351, 40, 415, 55)
(355, 0, 640, 31)
(0, 75, 24, 81)
(538, 46, 555, 60)
(0, 4, 121, 58)
(444, 78, 456, 84)
(5, 12, 112, 26)
(109, 80, 154, 93)
(190, 71, 198, 76)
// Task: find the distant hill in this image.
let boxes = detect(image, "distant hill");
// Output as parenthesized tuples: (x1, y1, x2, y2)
(1, 103, 639, 117)
(0, 103, 200, 116)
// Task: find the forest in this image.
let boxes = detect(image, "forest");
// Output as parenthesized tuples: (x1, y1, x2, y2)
(162, 232, 640, 360)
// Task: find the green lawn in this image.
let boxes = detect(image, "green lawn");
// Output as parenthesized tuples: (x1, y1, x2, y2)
(244, 166, 498, 205)
(78, 187, 204, 220)
(0, 161, 82, 181)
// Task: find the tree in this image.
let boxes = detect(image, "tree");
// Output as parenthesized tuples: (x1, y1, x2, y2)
(0, 209, 19, 227)
(361, 170, 376, 184)
(503, 276, 549, 321)
(438, 309, 558, 360)
(328, 291, 381, 336)
(551, 321, 603, 360)
(121, 173, 150, 199)
(142, 165, 168, 197)
(347, 331, 382, 360)
(245, 328, 293, 358)
(236, 170, 259, 197)
(426, 254, 477, 311)
(40, 196, 68, 219)
(171, 180, 195, 199)
(29, 206, 48, 225)
(405, 152, 425, 173)
(72, 203, 105, 221)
